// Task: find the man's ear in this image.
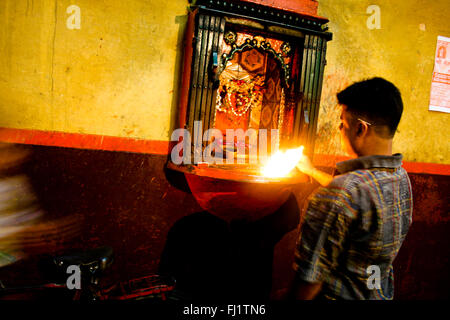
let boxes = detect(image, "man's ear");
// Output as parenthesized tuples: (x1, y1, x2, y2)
(356, 121, 368, 137)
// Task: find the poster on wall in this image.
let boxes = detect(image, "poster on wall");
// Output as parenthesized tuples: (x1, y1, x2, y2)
(429, 36, 450, 113)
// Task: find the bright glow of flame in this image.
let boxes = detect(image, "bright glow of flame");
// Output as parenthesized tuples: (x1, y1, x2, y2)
(261, 146, 304, 178)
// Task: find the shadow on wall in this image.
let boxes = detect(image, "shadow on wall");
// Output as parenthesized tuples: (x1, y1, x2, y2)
(393, 173, 450, 300)
(158, 193, 301, 300)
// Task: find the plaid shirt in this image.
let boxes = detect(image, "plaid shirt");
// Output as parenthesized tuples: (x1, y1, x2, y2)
(293, 154, 413, 300)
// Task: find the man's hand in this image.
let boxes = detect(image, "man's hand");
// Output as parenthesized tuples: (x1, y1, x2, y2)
(296, 155, 333, 187)
(296, 155, 315, 176)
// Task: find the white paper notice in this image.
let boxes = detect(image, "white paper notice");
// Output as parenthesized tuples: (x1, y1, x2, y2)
(429, 36, 450, 113)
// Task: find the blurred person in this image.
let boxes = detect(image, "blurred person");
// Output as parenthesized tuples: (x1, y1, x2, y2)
(291, 77, 413, 300)
(0, 142, 80, 271)
(0, 142, 44, 267)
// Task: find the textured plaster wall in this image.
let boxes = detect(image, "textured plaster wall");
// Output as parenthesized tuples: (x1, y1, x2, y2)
(0, 0, 187, 140)
(1, 0, 449, 164)
(316, 0, 450, 164)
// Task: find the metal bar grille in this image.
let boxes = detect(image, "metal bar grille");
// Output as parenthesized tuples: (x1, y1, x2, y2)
(292, 34, 328, 156)
(197, 15, 214, 135)
(205, 18, 226, 143)
(307, 37, 327, 154)
(293, 34, 312, 145)
(305, 35, 321, 154)
(187, 14, 204, 137)
(304, 35, 318, 155)
(186, 14, 226, 163)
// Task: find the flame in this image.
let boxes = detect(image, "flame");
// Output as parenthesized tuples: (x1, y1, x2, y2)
(261, 146, 304, 178)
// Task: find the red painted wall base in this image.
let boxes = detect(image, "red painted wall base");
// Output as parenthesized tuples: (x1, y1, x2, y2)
(0, 144, 447, 299)
(1, 127, 448, 176)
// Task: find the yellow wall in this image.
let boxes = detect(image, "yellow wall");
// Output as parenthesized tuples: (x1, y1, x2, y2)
(0, 0, 187, 140)
(1, 0, 449, 164)
(316, 0, 450, 164)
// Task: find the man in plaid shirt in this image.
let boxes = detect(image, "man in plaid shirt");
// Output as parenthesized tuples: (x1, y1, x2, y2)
(292, 78, 413, 300)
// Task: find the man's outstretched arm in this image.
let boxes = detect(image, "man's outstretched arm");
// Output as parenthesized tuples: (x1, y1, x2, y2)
(296, 155, 333, 187)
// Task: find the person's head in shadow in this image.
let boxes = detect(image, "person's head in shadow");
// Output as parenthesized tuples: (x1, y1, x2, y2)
(159, 211, 232, 300)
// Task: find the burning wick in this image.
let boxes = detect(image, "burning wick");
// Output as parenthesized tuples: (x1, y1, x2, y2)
(261, 146, 304, 178)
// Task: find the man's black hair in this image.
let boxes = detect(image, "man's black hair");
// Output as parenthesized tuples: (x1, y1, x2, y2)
(337, 77, 403, 137)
